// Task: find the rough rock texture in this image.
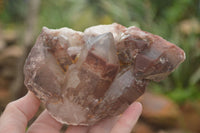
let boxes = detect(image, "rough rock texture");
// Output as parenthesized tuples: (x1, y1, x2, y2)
(24, 23, 185, 126)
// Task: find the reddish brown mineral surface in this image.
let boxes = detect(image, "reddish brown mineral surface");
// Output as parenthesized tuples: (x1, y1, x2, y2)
(24, 23, 185, 125)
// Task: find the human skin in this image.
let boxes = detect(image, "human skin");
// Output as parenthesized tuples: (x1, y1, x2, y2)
(0, 91, 142, 133)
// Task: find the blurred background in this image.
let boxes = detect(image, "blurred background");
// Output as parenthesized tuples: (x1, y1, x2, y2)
(0, 0, 200, 133)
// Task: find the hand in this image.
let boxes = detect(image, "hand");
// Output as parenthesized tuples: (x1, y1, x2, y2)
(0, 91, 142, 133)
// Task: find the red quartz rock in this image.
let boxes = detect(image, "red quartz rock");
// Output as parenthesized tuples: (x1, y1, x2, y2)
(24, 23, 185, 125)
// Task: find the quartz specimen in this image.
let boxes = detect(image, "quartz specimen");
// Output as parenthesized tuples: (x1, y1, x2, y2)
(24, 23, 185, 126)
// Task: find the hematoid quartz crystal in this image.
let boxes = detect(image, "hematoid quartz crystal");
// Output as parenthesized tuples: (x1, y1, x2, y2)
(24, 23, 185, 126)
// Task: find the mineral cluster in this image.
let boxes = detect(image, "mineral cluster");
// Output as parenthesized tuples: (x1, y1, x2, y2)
(24, 23, 185, 126)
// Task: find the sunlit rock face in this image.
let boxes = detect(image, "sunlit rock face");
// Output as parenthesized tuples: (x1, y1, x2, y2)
(24, 23, 185, 126)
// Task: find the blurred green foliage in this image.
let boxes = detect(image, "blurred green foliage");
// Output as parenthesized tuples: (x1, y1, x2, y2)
(0, 0, 27, 23)
(0, 0, 200, 104)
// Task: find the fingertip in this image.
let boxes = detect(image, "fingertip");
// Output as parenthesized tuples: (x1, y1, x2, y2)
(110, 101, 143, 133)
(130, 101, 143, 114)
(0, 91, 41, 133)
(15, 91, 41, 120)
(26, 91, 40, 105)
(122, 101, 143, 119)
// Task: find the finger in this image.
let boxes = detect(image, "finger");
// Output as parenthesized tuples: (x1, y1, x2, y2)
(27, 110, 62, 133)
(65, 125, 89, 133)
(0, 91, 40, 133)
(110, 102, 142, 133)
(88, 116, 120, 133)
